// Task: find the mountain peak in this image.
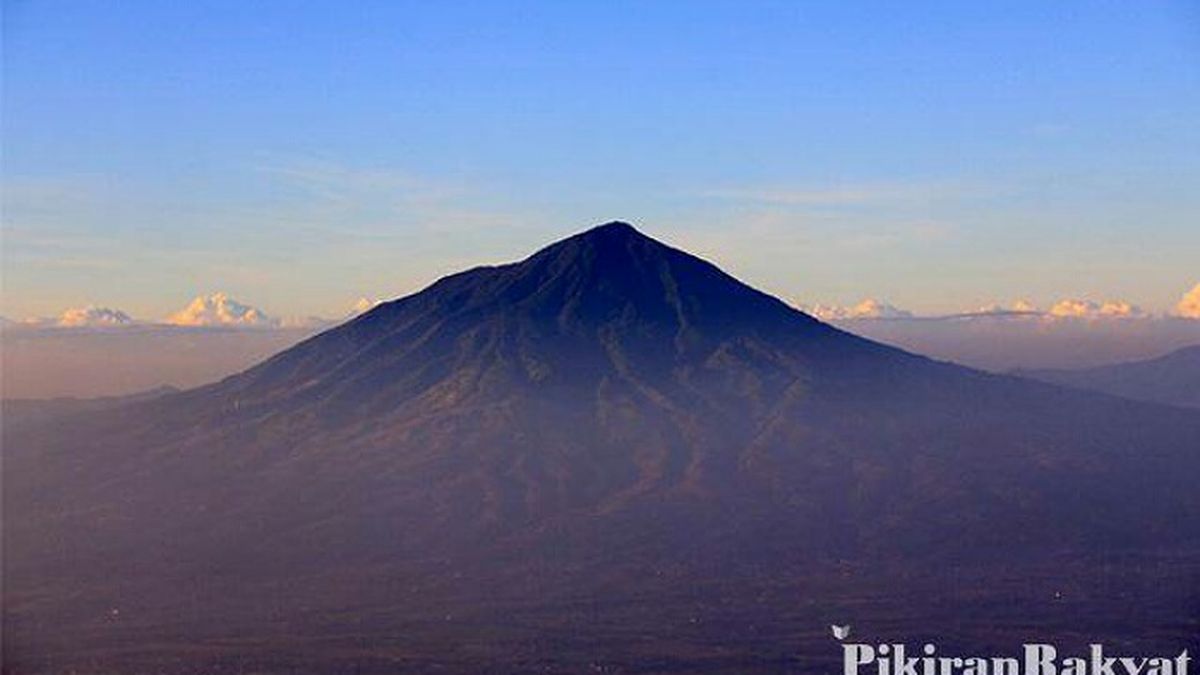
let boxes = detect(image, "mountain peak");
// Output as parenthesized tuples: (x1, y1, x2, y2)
(536, 220, 657, 260)
(508, 220, 818, 337)
(580, 220, 642, 238)
(221, 220, 852, 408)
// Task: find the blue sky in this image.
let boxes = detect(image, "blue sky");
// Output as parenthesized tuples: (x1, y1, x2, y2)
(3, 0, 1198, 320)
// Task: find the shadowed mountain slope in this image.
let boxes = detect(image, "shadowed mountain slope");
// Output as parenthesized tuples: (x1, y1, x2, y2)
(1015, 344, 1200, 409)
(5, 223, 1199, 674)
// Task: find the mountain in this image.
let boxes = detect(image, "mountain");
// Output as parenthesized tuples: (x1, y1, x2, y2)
(5, 223, 1199, 674)
(1014, 344, 1200, 409)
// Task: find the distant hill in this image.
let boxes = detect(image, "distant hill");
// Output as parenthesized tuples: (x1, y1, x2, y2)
(1015, 344, 1200, 409)
(5, 223, 1199, 673)
(2, 385, 180, 430)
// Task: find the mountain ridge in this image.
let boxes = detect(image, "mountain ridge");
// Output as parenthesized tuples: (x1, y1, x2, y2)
(1014, 344, 1200, 409)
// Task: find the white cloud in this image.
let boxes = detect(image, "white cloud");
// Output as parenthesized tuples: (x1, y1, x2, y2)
(807, 298, 913, 320)
(56, 306, 135, 327)
(1096, 300, 1145, 318)
(1011, 299, 1038, 313)
(1047, 299, 1146, 319)
(1047, 299, 1095, 318)
(805, 296, 1162, 324)
(6, 305, 138, 329)
(946, 298, 1145, 322)
(1174, 283, 1200, 319)
(165, 293, 277, 327)
(970, 300, 1041, 316)
(350, 297, 381, 316)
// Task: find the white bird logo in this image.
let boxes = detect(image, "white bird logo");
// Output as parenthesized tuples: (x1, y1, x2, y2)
(831, 624, 851, 640)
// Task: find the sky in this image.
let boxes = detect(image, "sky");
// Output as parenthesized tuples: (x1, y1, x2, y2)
(3, 0, 1199, 322)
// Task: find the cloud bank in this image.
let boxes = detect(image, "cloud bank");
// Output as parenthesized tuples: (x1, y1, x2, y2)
(12, 306, 137, 328)
(56, 306, 135, 327)
(807, 299, 913, 320)
(799, 288, 1200, 371)
(4, 292, 384, 333)
(165, 293, 277, 327)
(1047, 299, 1146, 319)
(349, 297, 381, 316)
(1176, 283, 1200, 319)
(804, 295, 1174, 324)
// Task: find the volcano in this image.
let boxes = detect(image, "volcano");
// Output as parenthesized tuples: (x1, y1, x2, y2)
(5, 222, 1199, 674)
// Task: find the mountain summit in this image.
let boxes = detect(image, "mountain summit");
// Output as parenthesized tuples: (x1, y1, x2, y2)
(6, 223, 1200, 673)
(206, 220, 870, 421)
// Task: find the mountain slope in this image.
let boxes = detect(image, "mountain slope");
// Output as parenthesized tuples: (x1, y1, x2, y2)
(5, 223, 1199, 674)
(1015, 344, 1200, 409)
